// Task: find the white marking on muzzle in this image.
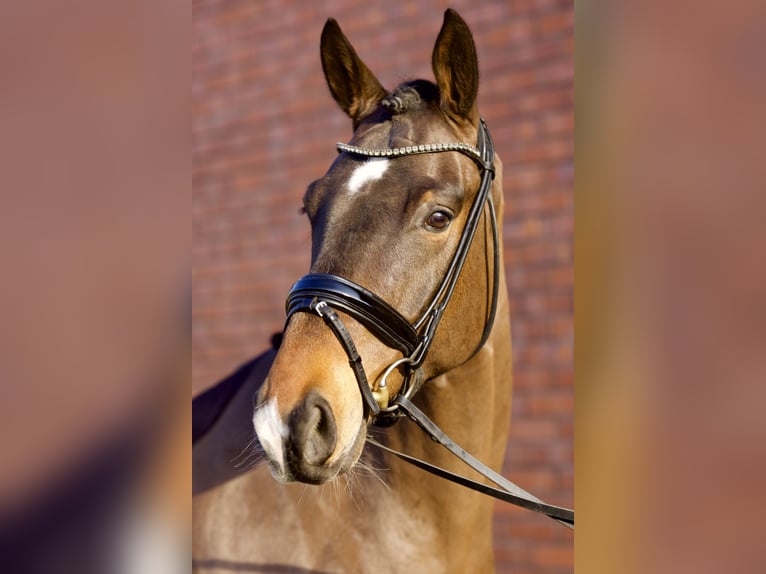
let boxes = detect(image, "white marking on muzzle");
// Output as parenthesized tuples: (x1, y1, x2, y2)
(347, 158, 389, 195)
(253, 398, 288, 478)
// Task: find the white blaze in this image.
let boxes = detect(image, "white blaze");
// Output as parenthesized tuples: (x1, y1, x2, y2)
(253, 398, 288, 477)
(346, 158, 389, 195)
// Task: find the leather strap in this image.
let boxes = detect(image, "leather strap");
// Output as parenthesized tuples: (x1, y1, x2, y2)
(409, 120, 496, 368)
(374, 395, 574, 528)
(287, 274, 419, 356)
(465, 193, 500, 363)
(308, 299, 381, 417)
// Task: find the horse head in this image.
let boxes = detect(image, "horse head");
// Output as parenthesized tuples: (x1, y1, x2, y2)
(253, 9, 503, 485)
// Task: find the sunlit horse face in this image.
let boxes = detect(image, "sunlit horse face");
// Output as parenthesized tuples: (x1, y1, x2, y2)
(254, 11, 490, 484)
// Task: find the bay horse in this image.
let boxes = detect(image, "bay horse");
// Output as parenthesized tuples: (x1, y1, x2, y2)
(194, 9, 564, 573)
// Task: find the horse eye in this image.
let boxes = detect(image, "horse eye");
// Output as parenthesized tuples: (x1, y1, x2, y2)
(425, 210, 452, 231)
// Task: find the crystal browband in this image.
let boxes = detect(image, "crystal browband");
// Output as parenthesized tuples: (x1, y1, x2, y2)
(336, 141, 483, 163)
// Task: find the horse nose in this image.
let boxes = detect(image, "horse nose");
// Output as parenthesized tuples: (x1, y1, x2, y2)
(286, 390, 337, 475)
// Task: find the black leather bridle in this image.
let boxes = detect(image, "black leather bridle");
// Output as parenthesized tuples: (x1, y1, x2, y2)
(285, 119, 574, 528)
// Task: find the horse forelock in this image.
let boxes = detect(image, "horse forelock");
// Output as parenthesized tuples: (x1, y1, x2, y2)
(381, 80, 439, 115)
(350, 79, 475, 155)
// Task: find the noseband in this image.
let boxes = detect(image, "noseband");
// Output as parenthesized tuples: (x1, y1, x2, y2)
(286, 119, 499, 425)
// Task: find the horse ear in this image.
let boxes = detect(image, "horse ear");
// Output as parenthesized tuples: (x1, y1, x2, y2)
(321, 19, 387, 127)
(432, 9, 479, 124)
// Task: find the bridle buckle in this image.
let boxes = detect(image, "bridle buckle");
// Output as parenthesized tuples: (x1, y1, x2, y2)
(311, 299, 329, 318)
(373, 356, 416, 411)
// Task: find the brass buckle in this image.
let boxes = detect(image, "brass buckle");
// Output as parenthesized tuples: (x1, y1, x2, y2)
(373, 357, 415, 411)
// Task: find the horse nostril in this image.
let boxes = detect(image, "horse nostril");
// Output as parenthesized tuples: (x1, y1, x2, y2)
(287, 391, 337, 467)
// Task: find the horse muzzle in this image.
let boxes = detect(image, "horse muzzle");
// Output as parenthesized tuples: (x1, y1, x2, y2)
(253, 390, 365, 484)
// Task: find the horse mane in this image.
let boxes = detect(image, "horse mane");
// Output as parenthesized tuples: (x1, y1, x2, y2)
(382, 80, 439, 115)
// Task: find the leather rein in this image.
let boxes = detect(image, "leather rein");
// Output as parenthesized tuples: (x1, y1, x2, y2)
(285, 119, 574, 528)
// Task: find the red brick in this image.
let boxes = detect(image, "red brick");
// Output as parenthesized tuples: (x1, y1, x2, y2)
(534, 544, 574, 567)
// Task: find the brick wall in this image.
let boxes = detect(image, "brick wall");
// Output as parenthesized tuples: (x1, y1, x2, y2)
(193, 1, 573, 572)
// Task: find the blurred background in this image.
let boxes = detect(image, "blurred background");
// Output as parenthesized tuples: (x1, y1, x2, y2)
(193, 1, 573, 572)
(0, 1, 188, 573)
